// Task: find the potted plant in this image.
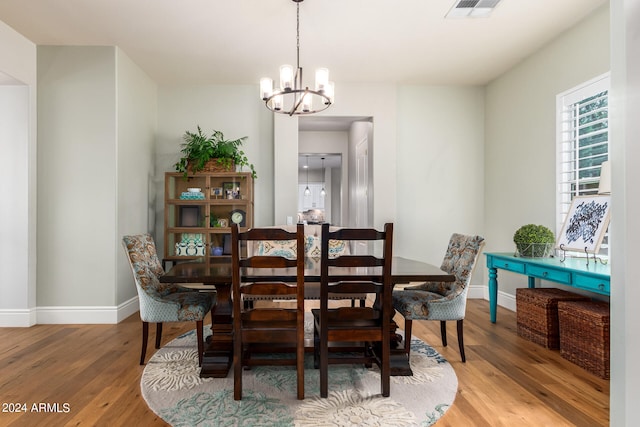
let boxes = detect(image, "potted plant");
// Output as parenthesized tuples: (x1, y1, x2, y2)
(174, 126, 257, 179)
(513, 224, 556, 257)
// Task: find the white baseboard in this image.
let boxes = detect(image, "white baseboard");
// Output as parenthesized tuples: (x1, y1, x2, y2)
(0, 296, 140, 326)
(2, 286, 514, 327)
(0, 308, 37, 327)
(468, 284, 516, 312)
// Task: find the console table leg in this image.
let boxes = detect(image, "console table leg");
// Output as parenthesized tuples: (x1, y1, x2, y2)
(489, 267, 498, 323)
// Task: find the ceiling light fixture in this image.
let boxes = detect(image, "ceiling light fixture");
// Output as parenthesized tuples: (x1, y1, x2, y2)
(260, 0, 334, 116)
(320, 157, 326, 197)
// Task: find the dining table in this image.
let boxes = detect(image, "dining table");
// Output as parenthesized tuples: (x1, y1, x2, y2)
(160, 256, 455, 378)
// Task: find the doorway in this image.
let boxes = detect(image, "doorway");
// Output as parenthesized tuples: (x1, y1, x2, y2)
(298, 116, 373, 227)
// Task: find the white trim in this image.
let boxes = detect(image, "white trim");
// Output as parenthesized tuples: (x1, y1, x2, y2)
(0, 308, 37, 327)
(473, 284, 516, 313)
(34, 296, 139, 325)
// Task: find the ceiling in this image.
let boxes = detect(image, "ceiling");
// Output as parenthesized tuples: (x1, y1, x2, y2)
(0, 0, 606, 86)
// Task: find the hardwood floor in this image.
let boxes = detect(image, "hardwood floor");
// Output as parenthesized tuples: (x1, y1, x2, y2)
(0, 299, 609, 426)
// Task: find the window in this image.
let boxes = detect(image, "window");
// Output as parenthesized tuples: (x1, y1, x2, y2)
(556, 73, 610, 257)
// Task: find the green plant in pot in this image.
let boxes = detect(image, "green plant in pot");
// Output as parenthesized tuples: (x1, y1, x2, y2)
(174, 126, 257, 179)
(513, 224, 556, 257)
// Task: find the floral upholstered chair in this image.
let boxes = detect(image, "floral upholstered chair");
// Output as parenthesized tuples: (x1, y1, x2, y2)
(122, 234, 216, 366)
(392, 233, 484, 362)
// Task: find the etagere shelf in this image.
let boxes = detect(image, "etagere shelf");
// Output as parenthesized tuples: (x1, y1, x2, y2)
(163, 171, 254, 264)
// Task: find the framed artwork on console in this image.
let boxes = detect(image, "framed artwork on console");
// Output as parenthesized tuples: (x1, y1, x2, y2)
(556, 195, 611, 254)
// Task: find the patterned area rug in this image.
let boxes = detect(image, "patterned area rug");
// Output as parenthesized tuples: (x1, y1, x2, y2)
(141, 318, 458, 426)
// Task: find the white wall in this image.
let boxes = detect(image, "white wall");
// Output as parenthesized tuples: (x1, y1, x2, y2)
(36, 46, 156, 322)
(396, 86, 485, 271)
(37, 46, 117, 310)
(0, 20, 37, 327)
(116, 48, 158, 306)
(484, 5, 610, 307)
(610, 0, 640, 424)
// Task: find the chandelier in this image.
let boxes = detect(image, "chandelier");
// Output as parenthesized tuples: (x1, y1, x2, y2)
(260, 0, 334, 116)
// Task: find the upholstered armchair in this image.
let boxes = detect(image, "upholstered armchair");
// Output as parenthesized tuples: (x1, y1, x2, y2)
(122, 234, 216, 366)
(392, 233, 484, 362)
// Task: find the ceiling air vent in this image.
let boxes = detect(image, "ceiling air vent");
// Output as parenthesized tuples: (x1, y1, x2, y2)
(446, 0, 501, 18)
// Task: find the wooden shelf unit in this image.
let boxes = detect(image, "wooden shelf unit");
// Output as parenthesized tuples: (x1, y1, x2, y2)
(164, 171, 254, 264)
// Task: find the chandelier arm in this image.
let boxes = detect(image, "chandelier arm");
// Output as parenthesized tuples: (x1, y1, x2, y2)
(263, 89, 331, 115)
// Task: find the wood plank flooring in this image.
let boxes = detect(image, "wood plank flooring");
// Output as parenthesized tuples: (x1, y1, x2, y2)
(0, 300, 609, 426)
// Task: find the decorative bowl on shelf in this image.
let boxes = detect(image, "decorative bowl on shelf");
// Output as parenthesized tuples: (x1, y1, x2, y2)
(187, 187, 201, 193)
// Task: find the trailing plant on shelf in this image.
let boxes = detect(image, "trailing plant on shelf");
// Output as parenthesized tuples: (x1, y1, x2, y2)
(513, 224, 556, 257)
(174, 126, 257, 179)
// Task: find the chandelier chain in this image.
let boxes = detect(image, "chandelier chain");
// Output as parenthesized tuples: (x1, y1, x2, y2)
(296, 2, 300, 70)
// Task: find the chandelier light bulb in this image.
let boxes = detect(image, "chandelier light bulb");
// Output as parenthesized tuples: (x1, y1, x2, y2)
(325, 82, 335, 104)
(315, 68, 329, 92)
(280, 65, 294, 91)
(260, 77, 273, 100)
(272, 94, 283, 111)
(304, 186, 311, 196)
(302, 92, 312, 113)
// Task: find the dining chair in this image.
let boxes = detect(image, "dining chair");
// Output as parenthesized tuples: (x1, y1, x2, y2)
(243, 224, 365, 307)
(312, 222, 394, 398)
(231, 223, 306, 400)
(122, 234, 216, 366)
(392, 233, 484, 363)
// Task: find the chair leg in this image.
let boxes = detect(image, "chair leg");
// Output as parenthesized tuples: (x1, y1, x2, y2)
(140, 321, 149, 365)
(457, 319, 466, 363)
(155, 323, 163, 349)
(196, 320, 204, 367)
(440, 321, 448, 347)
(403, 318, 413, 359)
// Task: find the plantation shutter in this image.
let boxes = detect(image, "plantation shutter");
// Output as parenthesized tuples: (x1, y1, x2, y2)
(556, 74, 610, 256)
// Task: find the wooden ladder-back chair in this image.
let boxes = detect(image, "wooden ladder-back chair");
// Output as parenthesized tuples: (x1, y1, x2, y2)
(231, 223, 306, 400)
(312, 223, 394, 398)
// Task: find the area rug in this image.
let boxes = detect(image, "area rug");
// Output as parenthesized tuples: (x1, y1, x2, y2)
(141, 317, 458, 426)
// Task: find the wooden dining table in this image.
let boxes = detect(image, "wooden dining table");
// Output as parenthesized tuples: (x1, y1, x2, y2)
(160, 256, 455, 378)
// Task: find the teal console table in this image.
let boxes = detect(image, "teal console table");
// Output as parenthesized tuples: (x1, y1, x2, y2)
(485, 252, 610, 323)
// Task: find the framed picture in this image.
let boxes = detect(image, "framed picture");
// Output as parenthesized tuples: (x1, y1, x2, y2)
(557, 195, 611, 254)
(179, 206, 201, 227)
(210, 187, 224, 198)
(222, 181, 239, 191)
(222, 181, 241, 199)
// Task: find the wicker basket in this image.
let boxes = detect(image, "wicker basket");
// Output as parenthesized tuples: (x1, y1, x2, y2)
(516, 288, 589, 349)
(188, 159, 234, 173)
(515, 243, 554, 258)
(558, 300, 610, 379)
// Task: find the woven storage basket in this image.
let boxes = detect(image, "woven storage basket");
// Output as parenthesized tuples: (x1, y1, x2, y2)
(516, 288, 589, 349)
(188, 159, 234, 173)
(558, 300, 610, 379)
